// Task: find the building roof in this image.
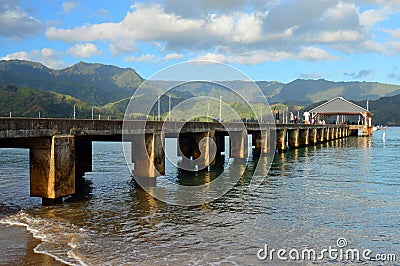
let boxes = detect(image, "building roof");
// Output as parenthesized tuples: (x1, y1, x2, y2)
(310, 97, 370, 115)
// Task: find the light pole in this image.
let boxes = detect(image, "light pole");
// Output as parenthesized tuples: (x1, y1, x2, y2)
(219, 96, 222, 122)
(207, 102, 209, 122)
(168, 95, 171, 121)
(157, 97, 161, 121)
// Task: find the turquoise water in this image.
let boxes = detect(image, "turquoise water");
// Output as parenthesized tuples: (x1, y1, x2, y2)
(0, 128, 399, 265)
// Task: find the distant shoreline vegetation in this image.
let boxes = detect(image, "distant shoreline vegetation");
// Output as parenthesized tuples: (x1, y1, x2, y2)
(1, 60, 399, 126)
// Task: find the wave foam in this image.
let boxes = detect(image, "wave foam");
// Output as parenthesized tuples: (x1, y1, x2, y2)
(0, 210, 88, 266)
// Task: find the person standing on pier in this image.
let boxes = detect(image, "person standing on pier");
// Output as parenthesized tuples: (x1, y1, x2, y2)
(303, 110, 310, 124)
(274, 108, 280, 124)
(290, 112, 294, 123)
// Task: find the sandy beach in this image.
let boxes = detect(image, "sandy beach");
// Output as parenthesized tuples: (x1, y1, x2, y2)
(0, 224, 65, 266)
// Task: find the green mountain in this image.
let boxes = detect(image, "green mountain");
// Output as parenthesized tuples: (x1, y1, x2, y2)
(272, 79, 400, 104)
(366, 95, 400, 126)
(2, 60, 400, 105)
(144, 78, 399, 105)
(1, 60, 399, 125)
(0, 84, 122, 119)
(0, 60, 143, 105)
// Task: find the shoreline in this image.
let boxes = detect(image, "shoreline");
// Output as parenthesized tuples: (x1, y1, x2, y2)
(0, 224, 67, 266)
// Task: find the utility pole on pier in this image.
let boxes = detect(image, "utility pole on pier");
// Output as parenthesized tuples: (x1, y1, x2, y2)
(219, 96, 222, 122)
(73, 105, 76, 119)
(158, 97, 161, 121)
(168, 95, 171, 121)
(207, 103, 209, 122)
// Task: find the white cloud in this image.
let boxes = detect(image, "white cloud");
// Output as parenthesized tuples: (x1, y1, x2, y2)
(384, 28, 400, 53)
(67, 43, 102, 58)
(61, 1, 78, 14)
(0, 0, 42, 39)
(125, 54, 157, 63)
(45, 0, 399, 64)
(386, 28, 400, 39)
(125, 53, 184, 63)
(1, 48, 66, 69)
(1, 51, 31, 61)
(298, 46, 339, 61)
(205, 14, 234, 38)
(314, 30, 362, 43)
(231, 13, 263, 43)
(359, 8, 390, 27)
(195, 46, 338, 65)
(164, 53, 184, 60)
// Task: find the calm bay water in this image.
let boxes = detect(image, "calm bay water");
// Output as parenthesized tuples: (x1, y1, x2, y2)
(0, 128, 399, 265)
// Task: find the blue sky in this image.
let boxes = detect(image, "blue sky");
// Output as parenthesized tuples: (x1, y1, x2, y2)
(1, 0, 400, 83)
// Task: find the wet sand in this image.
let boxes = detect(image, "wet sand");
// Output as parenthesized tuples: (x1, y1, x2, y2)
(0, 224, 66, 266)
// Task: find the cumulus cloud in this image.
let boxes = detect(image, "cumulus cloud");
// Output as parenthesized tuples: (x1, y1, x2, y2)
(0, 0, 42, 39)
(67, 43, 102, 58)
(45, 0, 395, 65)
(1, 48, 66, 69)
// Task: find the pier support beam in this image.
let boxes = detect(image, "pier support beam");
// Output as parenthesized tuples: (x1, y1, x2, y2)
(133, 132, 165, 177)
(330, 128, 335, 140)
(30, 135, 76, 203)
(276, 129, 287, 151)
(325, 128, 330, 141)
(299, 128, 309, 146)
(317, 128, 325, 143)
(193, 131, 217, 169)
(178, 131, 217, 169)
(309, 128, 317, 145)
(253, 130, 270, 154)
(230, 130, 248, 159)
(288, 129, 299, 148)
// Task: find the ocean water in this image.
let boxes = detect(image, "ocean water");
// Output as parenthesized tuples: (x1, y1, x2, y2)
(0, 128, 399, 265)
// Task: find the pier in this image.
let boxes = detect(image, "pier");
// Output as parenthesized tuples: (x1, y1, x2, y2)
(0, 118, 351, 203)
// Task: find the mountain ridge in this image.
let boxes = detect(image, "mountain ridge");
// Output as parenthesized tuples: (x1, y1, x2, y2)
(0, 60, 143, 105)
(2, 59, 400, 104)
(1, 60, 399, 125)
